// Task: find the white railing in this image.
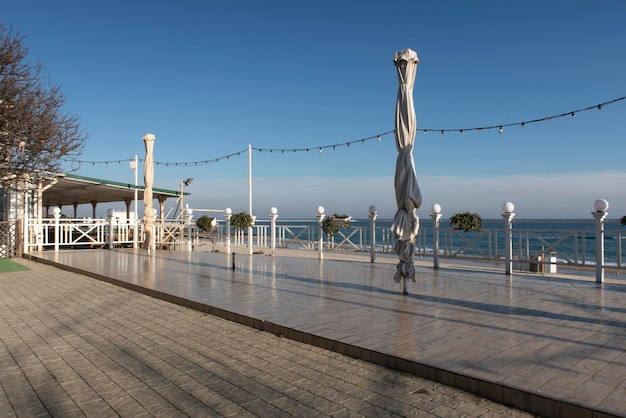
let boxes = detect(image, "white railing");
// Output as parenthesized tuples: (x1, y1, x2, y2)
(25, 215, 626, 280)
(215, 218, 626, 279)
(25, 218, 197, 251)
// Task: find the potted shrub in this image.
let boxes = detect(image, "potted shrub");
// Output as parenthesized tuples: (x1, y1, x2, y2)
(196, 215, 216, 233)
(322, 214, 351, 238)
(230, 211, 254, 230)
(449, 212, 482, 232)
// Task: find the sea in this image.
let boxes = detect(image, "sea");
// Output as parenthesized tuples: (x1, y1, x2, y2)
(266, 218, 626, 269)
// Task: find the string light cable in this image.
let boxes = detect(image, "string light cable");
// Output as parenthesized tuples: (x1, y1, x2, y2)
(64, 96, 624, 166)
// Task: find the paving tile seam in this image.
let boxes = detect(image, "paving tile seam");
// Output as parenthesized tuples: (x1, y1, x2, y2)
(23, 254, 626, 418)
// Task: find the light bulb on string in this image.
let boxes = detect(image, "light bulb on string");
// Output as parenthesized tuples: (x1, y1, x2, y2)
(319, 148, 322, 154)
(377, 136, 381, 142)
(499, 126, 503, 134)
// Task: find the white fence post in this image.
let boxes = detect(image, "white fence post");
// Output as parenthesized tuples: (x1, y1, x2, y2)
(317, 206, 325, 260)
(502, 202, 515, 275)
(368, 205, 377, 263)
(592, 199, 609, 283)
(431, 204, 442, 269)
(53, 208, 61, 252)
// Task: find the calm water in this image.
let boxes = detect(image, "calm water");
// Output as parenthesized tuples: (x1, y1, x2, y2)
(267, 218, 626, 268)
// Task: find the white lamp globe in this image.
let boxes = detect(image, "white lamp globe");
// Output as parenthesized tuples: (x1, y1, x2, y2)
(53, 207, 61, 215)
(186, 208, 193, 216)
(106, 208, 114, 217)
(270, 207, 278, 215)
(225, 207, 232, 215)
(316, 206, 325, 215)
(369, 205, 377, 214)
(502, 201, 515, 214)
(431, 203, 442, 214)
(593, 199, 609, 212)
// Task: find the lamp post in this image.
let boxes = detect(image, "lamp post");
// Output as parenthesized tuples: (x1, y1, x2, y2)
(107, 208, 115, 250)
(592, 199, 609, 283)
(53, 207, 61, 252)
(130, 155, 138, 249)
(224, 207, 232, 254)
(179, 178, 193, 220)
(316, 206, 325, 260)
(430, 203, 442, 269)
(501, 202, 515, 275)
(269, 207, 278, 256)
(368, 205, 378, 263)
(186, 207, 194, 252)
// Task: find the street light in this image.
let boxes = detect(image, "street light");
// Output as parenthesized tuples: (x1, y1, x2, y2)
(592, 199, 609, 283)
(224, 207, 232, 253)
(431, 203, 442, 269)
(501, 202, 515, 275)
(269, 207, 278, 256)
(179, 178, 193, 220)
(368, 205, 377, 263)
(316, 206, 325, 260)
(130, 155, 138, 248)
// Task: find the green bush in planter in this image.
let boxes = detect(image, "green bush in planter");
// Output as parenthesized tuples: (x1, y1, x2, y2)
(230, 211, 253, 230)
(449, 212, 482, 232)
(196, 215, 216, 233)
(322, 214, 351, 238)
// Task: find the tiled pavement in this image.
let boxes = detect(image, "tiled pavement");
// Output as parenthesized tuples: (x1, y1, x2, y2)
(8, 247, 626, 417)
(1, 257, 531, 418)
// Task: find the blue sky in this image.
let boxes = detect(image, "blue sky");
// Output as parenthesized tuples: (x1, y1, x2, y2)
(4, 1, 626, 219)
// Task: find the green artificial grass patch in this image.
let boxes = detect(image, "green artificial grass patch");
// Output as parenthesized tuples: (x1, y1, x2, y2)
(0, 258, 30, 272)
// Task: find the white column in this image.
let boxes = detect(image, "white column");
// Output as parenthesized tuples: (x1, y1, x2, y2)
(501, 202, 516, 275)
(248, 144, 253, 255)
(107, 209, 115, 250)
(316, 206, 325, 260)
(368, 205, 377, 263)
(132, 155, 138, 249)
(269, 207, 278, 256)
(224, 208, 232, 254)
(592, 199, 609, 283)
(186, 208, 194, 252)
(430, 204, 443, 270)
(53, 207, 61, 252)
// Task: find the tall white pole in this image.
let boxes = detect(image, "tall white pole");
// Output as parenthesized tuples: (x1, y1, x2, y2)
(133, 154, 138, 249)
(502, 202, 516, 276)
(248, 144, 253, 255)
(430, 204, 442, 270)
(592, 199, 609, 284)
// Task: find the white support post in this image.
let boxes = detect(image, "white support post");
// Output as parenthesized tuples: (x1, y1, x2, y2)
(317, 206, 325, 260)
(248, 144, 253, 255)
(225, 208, 232, 254)
(270, 207, 278, 256)
(53, 207, 61, 252)
(502, 202, 516, 275)
(186, 208, 193, 252)
(430, 204, 443, 270)
(368, 205, 377, 263)
(132, 155, 138, 249)
(592, 199, 609, 283)
(107, 209, 115, 250)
